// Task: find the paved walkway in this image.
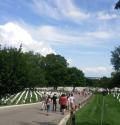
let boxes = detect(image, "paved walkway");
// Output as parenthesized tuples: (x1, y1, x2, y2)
(0, 94, 89, 125)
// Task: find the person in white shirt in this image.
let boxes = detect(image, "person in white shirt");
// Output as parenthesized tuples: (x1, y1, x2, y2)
(67, 95, 70, 110)
(41, 92, 47, 110)
(69, 93, 75, 109)
(46, 95, 52, 115)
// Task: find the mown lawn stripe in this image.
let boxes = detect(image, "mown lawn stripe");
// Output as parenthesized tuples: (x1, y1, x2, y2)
(76, 94, 120, 125)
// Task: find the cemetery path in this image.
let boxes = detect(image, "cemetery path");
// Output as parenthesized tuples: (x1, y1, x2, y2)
(0, 94, 88, 125)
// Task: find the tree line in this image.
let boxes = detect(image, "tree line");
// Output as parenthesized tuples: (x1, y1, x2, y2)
(0, 43, 120, 98)
(0, 45, 85, 99)
(86, 45, 120, 88)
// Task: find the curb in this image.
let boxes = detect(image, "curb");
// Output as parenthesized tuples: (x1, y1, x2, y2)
(58, 95, 92, 125)
(58, 113, 70, 125)
(0, 101, 42, 109)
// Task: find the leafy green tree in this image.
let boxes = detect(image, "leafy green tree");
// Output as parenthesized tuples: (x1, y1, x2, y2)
(24, 51, 46, 88)
(110, 72, 120, 88)
(99, 77, 111, 88)
(115, 0, 120, 9)
(85, 78, 94, 87)
(66, 67, 85, 89)
(111, 46, 120, 72)
(0, 45, 28, 99)
(86, 77, 111, 88)
(110, 46, 120, 88)
(44, 54, 68, 89)
(0, 44, 86, 98)
(85, 77, 102, 87)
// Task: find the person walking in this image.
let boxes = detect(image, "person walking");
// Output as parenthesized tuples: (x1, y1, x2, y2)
(41, 92, 47, 110)
(52, 93, 57, 111)
(69, 93, 75, 109)
(59, 94, 62, 112)
(46, 95, 52, 115)
(67, 95, 70, 110)
(59, 94, 67, 115)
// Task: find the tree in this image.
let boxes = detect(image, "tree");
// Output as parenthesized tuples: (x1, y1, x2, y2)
(24, 51, 46, 88)
(85, 77, 101, 87)
(0, 44, 86, 98)
(0, 45, 28, 99)
(111, 46, 120, 72)
(110, 72, 120, 87)
(66, 67, 85, 89)
(99, 77, 111, 88)
(115, 0, 120, 9)
(110, 46, 120, 88)
(85, 78, 95, 87)
(43, 54, 68, 89)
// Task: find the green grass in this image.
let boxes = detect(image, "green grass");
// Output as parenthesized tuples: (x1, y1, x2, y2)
(25, 91, 31, 103)
(36, 92, 41, 102)
(31, 91, 36, 103)
(75, 94, 120, 125)
(0, 90, 43, 106)
(18, 91, 27, 104)
(12, 92, 22, 104)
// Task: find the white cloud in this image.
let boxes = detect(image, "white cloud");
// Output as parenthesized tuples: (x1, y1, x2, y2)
(97, 12, 119, 20)
(31, 0, 89, 21)
(0, 22, 55, 56)
(81, 66, 113, 77)
(30, 25, 112, 46)
(67, 58, 73, 66)
(0, 22, 111, 56)
(86, 31, 111, 39)
(83, 67, 108, 73)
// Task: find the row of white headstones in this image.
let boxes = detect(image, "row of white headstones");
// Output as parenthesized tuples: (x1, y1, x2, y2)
(112, 89, 120, 102)
(1, 90, 61, 105)
(1, 87, 90, 106)
(1, 90, 42, 105)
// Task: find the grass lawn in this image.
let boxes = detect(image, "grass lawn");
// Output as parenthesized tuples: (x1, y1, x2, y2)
(76, 94, 120, 125)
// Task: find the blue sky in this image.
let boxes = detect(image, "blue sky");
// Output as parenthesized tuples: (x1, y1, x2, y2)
(0, 0, 120, 77)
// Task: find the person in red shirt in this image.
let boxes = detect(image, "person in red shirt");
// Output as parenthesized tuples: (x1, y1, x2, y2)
(59, 94, 67, 115)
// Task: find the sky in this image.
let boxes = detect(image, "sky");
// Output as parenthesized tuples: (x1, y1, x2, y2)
(0, 0, 120, 77)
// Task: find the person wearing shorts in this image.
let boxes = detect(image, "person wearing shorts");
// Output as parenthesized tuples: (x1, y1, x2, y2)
(59, 94, 67, 115)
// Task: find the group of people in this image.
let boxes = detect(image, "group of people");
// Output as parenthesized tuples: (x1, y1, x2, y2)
(41, 92, 76, 115)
